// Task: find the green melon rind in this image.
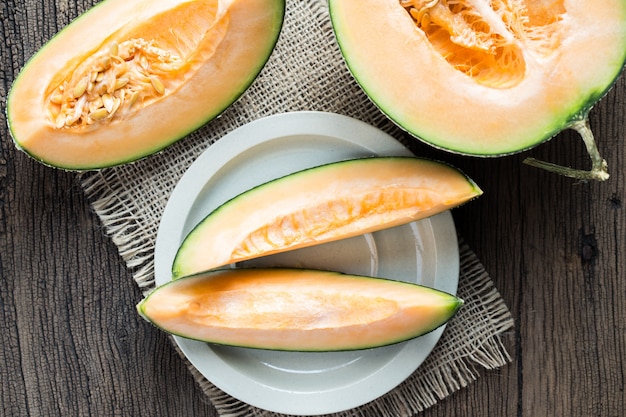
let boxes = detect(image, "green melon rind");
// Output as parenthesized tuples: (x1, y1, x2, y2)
(6, 0, 286, 171)
(171, 156, 482, 278)
(137, 268, 464, 352)
(336, 47, 625, 157)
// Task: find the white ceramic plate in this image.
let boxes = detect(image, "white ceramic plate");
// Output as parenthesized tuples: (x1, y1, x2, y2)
(154, 111, 459, 415)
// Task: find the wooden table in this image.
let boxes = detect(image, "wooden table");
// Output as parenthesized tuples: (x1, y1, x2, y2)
(1, 1, 624, 416)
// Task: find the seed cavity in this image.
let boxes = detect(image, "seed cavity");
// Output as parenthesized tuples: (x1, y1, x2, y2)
(232, 188, 439, 258)
(401, 0, 565, 88)
(46, 38, 182, 129)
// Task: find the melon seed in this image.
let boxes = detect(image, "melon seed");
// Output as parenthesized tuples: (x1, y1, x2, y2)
(114, 77, 129, 90)
(150, 76, 165, 95)
(73, 78, 88, 98)
(50, 93, 64, 104)
(109, 41, 119, 57)
(102, 94, 115, 112)
(89, 108, 109, 120)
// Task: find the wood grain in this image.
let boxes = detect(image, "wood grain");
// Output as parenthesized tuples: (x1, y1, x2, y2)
(1, 1, 624, 416)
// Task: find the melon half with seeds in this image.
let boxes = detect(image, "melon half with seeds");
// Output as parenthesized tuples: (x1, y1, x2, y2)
(6, 0, 284, 170)
(329, 0, 626, 180)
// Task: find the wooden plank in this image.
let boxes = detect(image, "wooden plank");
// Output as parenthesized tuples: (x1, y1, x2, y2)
(1, 0, 624, 416)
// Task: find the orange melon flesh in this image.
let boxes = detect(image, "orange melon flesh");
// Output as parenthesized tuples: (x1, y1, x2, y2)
(6, 0, 284, 170)
(172, 157, 481, 278)
(137, 268, 463, 351)
(329, 0, 626, 162)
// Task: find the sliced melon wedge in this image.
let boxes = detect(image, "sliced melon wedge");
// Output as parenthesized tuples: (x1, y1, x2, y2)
(172, 157, 481, 278)
(6, 0, 284, 170)
(329, 0, 626, 181)
(137, 268, 463, 351)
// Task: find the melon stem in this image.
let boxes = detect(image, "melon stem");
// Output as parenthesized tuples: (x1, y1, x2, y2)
(523, 118, 609, 182)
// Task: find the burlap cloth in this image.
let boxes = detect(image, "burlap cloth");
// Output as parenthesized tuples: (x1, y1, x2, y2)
(78, 0, 515, 415)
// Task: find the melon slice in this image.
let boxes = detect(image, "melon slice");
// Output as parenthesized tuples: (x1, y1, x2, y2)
(137, 268, 463, 351)
(172, 157, 481, 278)
(6, 0, 284, 170)
(329, 0, 626, 181)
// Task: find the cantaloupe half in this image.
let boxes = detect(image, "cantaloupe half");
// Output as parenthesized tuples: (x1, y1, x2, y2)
(137, 268, 463, 351)
(6, 0, 284, 170)
(329, 0, 626, 181)
(172, 157, 481, 278)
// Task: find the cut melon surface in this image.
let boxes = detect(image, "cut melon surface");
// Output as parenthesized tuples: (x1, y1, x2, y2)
(6, 0, 285, 170)
(172, 156, 481, 278)
(329, 0, 626, 180)
(137, 268, 463, 351)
